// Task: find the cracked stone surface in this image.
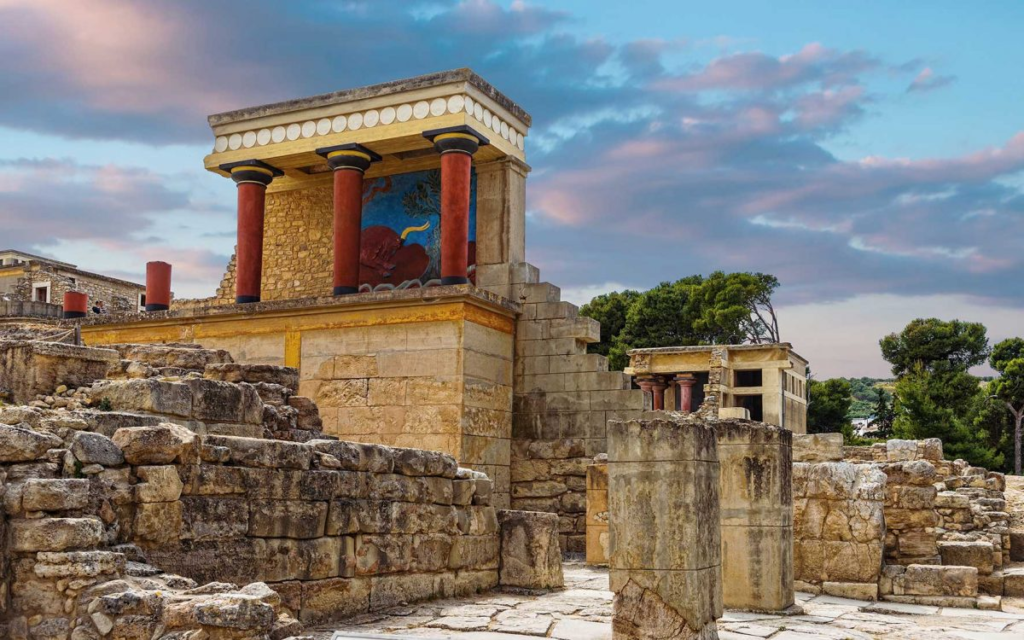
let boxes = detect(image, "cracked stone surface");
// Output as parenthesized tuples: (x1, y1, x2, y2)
(314, 563, 1024, 639)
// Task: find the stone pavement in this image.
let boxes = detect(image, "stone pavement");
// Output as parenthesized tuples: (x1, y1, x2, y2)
(314, 563, 1024, 640)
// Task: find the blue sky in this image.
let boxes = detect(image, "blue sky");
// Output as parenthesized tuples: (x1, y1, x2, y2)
(0, 0, 1021, 377)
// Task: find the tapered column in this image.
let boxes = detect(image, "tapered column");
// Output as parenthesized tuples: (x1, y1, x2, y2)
(637, 376, 669, 411)
(218, 160, 282, 304)
(145, 261, 172, 312)
(675, 374, 697, 413)
(63, 291, 87, 319)
(424, 126, 489, 285)
(316, 144, 381, 295)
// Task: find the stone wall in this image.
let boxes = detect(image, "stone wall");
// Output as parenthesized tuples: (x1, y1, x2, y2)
(14, 263, 144, 313)
(0, 341, 507, 636)
(497, 265, 644, 554)
(0, 341, 119, 404)
(792, 461, 886, 599)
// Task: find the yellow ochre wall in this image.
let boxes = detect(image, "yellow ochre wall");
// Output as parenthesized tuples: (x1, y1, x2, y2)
(80, 297, 516, 508)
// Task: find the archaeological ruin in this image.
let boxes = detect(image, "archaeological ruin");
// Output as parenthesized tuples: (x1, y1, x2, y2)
(0, 69, 1022, 639)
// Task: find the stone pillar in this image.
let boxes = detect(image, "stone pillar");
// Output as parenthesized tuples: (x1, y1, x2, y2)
(219, 160, 283, 303)
(62, 291, 87, 319)
(608, 416, 722, 639)
(717, 420, 794, 611)
(637, 376, 668, 411)
(145, 261, 172, 312)
(675, 374, 697, 413)
(586, 459, 610, 565)
(316, 144, 381, 295)
(424, 126, 489, 285)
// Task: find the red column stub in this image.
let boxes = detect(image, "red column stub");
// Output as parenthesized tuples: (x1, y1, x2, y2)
(145, 261, 172, 312)
(63, 291, 88, 319)
(218, 160, 283, 304)
(316, 144, 382, 295)
(675, 374, 698, 413)
(423, 126, 490, 286)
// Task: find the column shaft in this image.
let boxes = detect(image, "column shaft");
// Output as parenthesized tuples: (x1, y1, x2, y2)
(235, 182, 267, 303)
(440, 151, 472, 284)
(333, 168, 364, 294)
(145, 261, 172, 312)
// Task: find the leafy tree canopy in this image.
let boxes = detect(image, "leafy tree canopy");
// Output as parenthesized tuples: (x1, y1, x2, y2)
(990, 337, 1024, 374)
(807, 378, 853, 435)
(879, 318, 989, 378)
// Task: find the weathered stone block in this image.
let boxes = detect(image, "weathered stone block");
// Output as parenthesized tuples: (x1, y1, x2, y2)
(91, 378, 192, 417)
(136, 465, 184, 503)
(134, 501, 183, 545)
(11, 517, 103, 552)
(205, 434, 312, 470)
(180, 496, 249, 540)
(938, 541, 994, 575)
(111, 423, 197, 465)
(792, 433, 843, 462)
(496, 509, 563, 589)
(0, 423, 62, 462)
(70, 431, 124, 466)
(249, 500, 328, 539)
(186, 378, 264, 424)
(901, 564, 978, 597)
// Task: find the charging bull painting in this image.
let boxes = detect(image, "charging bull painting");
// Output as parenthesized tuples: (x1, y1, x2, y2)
(357, 168, 476, 291)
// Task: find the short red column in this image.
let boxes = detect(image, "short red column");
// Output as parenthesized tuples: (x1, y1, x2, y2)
(651, 378, 669, 411)
(316, 144, 381, 295)
(145, 261, 172, 312)
(63, 291, 88, 319)
(218, 160, 283, 304)
(675, 374, 697, 413)
(424, 126, 489, 285)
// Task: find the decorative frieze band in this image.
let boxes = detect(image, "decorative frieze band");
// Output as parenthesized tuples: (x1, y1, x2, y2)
(212, 94, 526, 154)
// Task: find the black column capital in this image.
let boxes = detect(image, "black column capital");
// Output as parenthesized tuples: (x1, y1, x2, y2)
(423, 125, 490, 155)
(219, 159, 284, 187)
(316, 143, 382, 172)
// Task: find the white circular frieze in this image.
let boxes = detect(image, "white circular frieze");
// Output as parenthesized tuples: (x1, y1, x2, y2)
(380, 106, 396, 125)
(501, 121, 509, 139)
(464, 96, 474, 115)
(214, 136, 228, 152)
(517, 133, 524, 149)
(430, 97, 447, 117)
(483, 110, 492, 128)
(413, 101, 430, 119)
(316, 118, 331, 135)
(286, 123, 301, 140)
(242, 131, 257, 148)
(256, 129, 271, 145)
(228, 133, 242, 150)
(348, 112, 363, 130)
(474, 103, 483, 120)
(272, 126, 286, 143)
(332, 115, 347, 133)
(301, 121, 316, 138)
(448, 95, 465, 114)
(491, 116, 501, 134)
(397, 104, 413, 122)
(363, 109, 379, 128)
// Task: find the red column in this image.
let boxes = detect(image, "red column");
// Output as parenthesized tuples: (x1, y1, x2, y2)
(651, 378, 669, 411)
(218, 161, 282, 304)
(317, 144, 381, 295)
(63, 291, 87, 319)
(637, 378, 655, 411)
(675, 374, 697, 413)
(424, 126, 489, 286)
(145, 261, 172, 312)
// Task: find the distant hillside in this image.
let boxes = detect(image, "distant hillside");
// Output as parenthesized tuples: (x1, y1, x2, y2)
(842, 377, 895, 420)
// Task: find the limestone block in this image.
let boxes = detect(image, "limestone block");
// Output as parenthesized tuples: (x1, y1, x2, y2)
(134, 501, 183, 545)
(111, 423, 197, 465)
(900, 564, 978, 597)
(90, 378, 192, 417)
(0, 423, 62, 462)
(0, 341, 117, 403)
(822, 581, 878, 600)
(299, 577, 370, 624)
(449, 535, 500, 571)
(204, 363, 299, 391)
(938, 541, 994, 575)
(179, 464, 246, 496)
(249, 500, 328, 539)
(1004, 567, 1024, 597)
(21, 478, 90, 512)
(204, 434, 312, 470)
(11, 517, 103, 552)
(180, 496, 249, 541)
(70, 431, 124, 467)
(496, 510, 563, 589)
(309, 439, 394, 473)
(135, 465, 184, 503)
(393, 447, 459, 478)
(369, 572, 439, 611)
(792, 433, 844, 462)
(186, 378, 264, 424)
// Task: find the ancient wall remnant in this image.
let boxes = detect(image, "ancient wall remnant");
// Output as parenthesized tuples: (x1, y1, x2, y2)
(0, 341, 118, 404)
(607, 415, 721, 640)
(717, 420, 793, 611)
(792, 461, 886, 599)
(496, 510, 564, 590)
(585, 456, 610, 565)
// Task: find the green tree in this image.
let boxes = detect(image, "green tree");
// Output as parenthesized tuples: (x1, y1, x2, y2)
(868, 387, 895, 438)
(610, 277, 705, 370)
(880, 318, 989, 378)
(807, 378, 853, 435)
(989, 339, 1024, 474)
(579, 290, 641, 360)
(692, 271, 780, 344)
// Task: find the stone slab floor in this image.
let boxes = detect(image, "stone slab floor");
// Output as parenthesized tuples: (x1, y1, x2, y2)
(313, 564, 1024, 640)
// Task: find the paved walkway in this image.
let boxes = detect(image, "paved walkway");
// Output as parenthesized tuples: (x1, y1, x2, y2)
(315, 564, 1024, 640)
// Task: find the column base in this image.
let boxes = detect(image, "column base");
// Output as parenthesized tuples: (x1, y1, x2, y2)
(441, 276, 470, 285)
(63, 311, 86, 319)
(333, 286, 359, 295)
(236, 295, 261, 304)
(144, 304, 169, 312)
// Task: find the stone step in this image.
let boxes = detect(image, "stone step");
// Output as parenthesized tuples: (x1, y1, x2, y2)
(1005, 565, 1024, 598)
(106, 343, 233, 371)
(939, 541, 995, 575)
(204, 363, 299, 393)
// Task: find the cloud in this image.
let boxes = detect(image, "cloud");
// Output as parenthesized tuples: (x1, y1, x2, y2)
(907, 67, 956, 93)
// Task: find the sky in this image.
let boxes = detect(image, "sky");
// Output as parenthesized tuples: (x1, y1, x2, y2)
(0, 0, 1021, 378)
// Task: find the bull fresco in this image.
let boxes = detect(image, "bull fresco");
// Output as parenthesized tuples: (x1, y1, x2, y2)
(357, 168, 477, 291)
